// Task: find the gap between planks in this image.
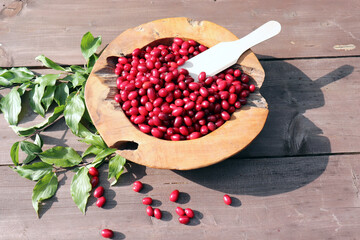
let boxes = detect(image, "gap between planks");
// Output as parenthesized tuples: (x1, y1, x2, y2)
(1, 152, 360, 167)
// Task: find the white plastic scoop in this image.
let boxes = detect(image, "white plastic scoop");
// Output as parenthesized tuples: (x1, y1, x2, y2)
(181, 20, 281, 80)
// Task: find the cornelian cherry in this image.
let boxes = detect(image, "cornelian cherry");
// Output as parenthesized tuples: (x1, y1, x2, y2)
(114, 39, 254, 141)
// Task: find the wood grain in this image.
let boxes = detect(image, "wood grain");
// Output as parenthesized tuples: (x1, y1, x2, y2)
(1, 0, 360, 67)
(1, 154, 360, 239)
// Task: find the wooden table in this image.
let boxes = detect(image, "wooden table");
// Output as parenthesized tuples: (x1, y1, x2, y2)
(1, 0, 360, 239)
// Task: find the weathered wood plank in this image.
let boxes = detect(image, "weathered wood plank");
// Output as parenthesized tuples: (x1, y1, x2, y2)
(1, 154, 360, 239)
(1, 0, 360, 67)
(1, 56, 359, 165)
(239, 56, 360, 158)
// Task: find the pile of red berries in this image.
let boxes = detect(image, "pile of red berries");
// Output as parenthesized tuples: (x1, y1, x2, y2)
(114, 38, 255, 140)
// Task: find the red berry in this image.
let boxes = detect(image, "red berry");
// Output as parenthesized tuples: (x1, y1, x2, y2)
(198, 72, 206, 82)
(146, 206, 154, 216)
(175, 207, 185, 216)
(154, 208, 162, 219)
(249, 84, 255, 92)
(94, 186, 104, 198)
(241, 74, 249, 83)
(170, 190, 179, 202)
(221, 111, 231, 121)
(179, 216, 190, 224)
(96, 196, 106, 207)
(184, 208, 194, 218)
(234, 69, 241, 77)
(142, 197, 153, 205)
(134, 180, 143, 187)
(223, 194, 232, 205)
(88, 167, 98, 177)
(133, 185, 142, 192)
(133, 181, 143, 192)
(101, 229, 114, 238)
(90, 176, 99, 188)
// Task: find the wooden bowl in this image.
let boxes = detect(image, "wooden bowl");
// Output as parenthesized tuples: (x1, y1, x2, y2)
(84, 17, 268, 170)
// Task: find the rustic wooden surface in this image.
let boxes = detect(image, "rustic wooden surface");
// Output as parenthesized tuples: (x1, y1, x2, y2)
(1, 0, 360, 239)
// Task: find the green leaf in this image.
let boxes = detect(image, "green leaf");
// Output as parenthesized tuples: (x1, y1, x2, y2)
(41, 85, 56, 111)
(82, 145, 103, 158)
(0, 70, 12, 86)
(71, 166, 91, 214)
(9, 67, 34, 83)
(77, 123, 107, 148)
(32, 172, 58, 216)
(34, 74, 60, 87)
(11, 162, 52, 181)
(72, 72, 86, 88)
(17, 82, 31, 96)
(64, 93, 85, 135)
(29, 84, 45, 117)
(62, 73, 87, 88)
(0, 87, 22, 125)
(34, 134, 43, 148)
(54, 83, 69, 106)
(38, 146, 82, 167)
(11, 105, 64, 136)
(35, 55, 66, 71)
(1, 67, 34, 84)
(10, 142, 20, 166)
(90, 148, 116, 168)
(80, 32, 102, 60)
(86, 54, 98, 73)
(20, 141, 42, 164)
(108, 154, 126, 186)
(69, 65, 87, 74)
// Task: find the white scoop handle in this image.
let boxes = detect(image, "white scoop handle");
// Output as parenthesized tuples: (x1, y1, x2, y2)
(232, 20, 281, 54)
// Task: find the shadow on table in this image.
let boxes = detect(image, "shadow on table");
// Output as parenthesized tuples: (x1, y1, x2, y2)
(175, 57, 354, 196)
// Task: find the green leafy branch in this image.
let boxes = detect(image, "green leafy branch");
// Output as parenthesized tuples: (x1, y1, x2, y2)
(0, 32, 126, 217)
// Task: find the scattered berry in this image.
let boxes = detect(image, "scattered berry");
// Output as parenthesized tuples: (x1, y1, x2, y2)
(96, 196, 106, 208)
(154, 208, 162, 219)
(90, 176, 99, 188)
(133, 181, 143, 192)
(88, 167, 99, 176)
(94, 186, 104, 198)
(101, 229, 114, 238)
(169, 190, 179, 202)
(185, 208, 194, 218)
(146, 206, 154, 216)
(223, 194, 232, 205)
(178, 216, 190, 224)
(142, 197, 153, 205)
(175, 207, 185, 216)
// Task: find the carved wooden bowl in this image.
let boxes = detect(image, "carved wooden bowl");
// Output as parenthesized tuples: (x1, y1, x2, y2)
(84, 17, 268, 170)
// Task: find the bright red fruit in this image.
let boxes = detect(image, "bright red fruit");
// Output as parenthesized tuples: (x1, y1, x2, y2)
(223, 194, 232, 205)
(170, 190, 179, 202)
(142, 197, 153, 205)
(146, 206, 154, 216)
(184, 208, 194, 218)
(96, 196, 106, 207)
(90, 176, 99, 188)
(176, 207, 185, 216)
(88, 167, 98, 176)
(94, 186, 104, 198)
(101, 229, 114, 238)
(154, 208, 162, 219)
(179, 216, 190, 224)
